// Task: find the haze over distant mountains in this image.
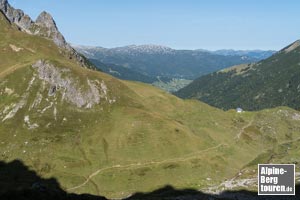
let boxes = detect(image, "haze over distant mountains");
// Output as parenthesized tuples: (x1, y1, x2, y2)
(74, 44, 275, 92)
(197, 49, 276, 60)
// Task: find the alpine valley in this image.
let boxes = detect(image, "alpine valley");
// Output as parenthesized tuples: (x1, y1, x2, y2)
(74, 45, 274, 92)
(0, 1, 299, 200)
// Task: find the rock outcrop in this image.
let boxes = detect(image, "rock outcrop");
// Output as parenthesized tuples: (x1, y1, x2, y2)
(32, 60, 113, 108)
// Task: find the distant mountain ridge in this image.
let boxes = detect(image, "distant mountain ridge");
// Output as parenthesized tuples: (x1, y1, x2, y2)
(73, 44, 175, 55)
(175, 40, 300, 111)
(74, 44, 274, 81)
(112, 44, 174, 54)
(75, 44, 275, 59)
(198, 49, 276, 60)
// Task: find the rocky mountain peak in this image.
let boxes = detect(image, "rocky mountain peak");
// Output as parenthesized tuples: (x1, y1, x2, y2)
(36, 11, 56, 29)
(0, 0, 67, 48)
(0, 0, 92, 68)
(0, 0, 33, 31)
(35, 11, 68, 48)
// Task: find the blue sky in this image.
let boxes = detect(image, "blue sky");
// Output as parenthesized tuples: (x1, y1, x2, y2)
(9, 0, 300, 50)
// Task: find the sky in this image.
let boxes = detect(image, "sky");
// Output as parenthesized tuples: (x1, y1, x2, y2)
(9, 0, 300, 50)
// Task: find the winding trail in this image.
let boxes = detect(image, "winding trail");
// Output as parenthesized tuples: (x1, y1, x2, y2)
(235, 118, 254, 140)
(67, 143, 226, 191)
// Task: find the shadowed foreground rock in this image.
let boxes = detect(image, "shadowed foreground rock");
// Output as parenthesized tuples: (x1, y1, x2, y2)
(0, 160, 107, 200)
(0, 160, 299, 200)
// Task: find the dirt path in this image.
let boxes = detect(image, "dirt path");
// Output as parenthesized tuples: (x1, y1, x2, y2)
(67, 143, 226, 191)
(235, 118, 254, 140)
(0, 62, 32, 78)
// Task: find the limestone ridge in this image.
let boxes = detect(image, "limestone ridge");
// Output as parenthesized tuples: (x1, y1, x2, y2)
(0, 0, 33, 31)
(0, 0, 92, 68)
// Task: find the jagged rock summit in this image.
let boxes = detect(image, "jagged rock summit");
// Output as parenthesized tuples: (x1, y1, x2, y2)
(35, 11, 69, 49)
(0, 0, 90, 67)
(36, 11, 58, 30)
(0, 0, 68, 48)
(0, 0, 33, 31)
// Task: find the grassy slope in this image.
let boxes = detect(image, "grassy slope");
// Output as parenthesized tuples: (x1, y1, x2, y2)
(0, 12, 300, 199)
